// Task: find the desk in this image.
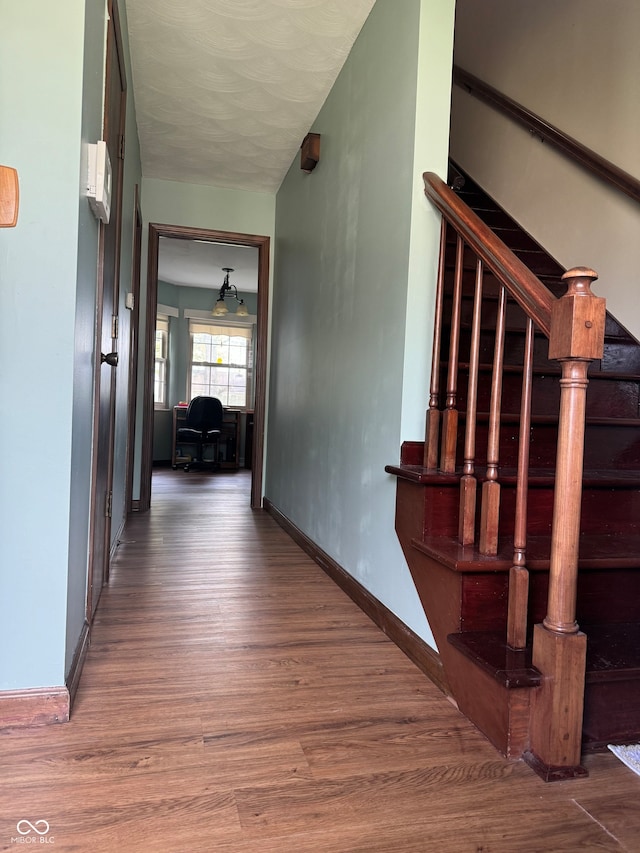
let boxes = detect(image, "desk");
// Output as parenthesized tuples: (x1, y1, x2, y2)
(172, 405, 241, 470)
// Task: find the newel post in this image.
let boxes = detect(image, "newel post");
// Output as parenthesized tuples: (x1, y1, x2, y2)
(525, 267, 606, 781)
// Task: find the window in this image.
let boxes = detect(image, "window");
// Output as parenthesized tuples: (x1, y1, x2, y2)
(189, 321, 253, 408)
(154, 315, 169, 409)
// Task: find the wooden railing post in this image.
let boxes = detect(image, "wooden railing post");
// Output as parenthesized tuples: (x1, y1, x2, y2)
(526, 267, 605, 781)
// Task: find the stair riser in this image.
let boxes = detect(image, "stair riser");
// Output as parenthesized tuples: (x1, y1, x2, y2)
(459, 570, 640, 633)
(601, 340, 640, 374)
(582, 681, 640, 751)
(446, 221, 543, 253)
(453, 326, 555, 371)
(417, 480, 640, 546)
(450, 368, 640, 421)
(456, 421, 640, 470)
(445, 242, 564, 279)
(498, 484, 640, 537)
(443, 259, 638, 378)
(440, 328, 640, 410)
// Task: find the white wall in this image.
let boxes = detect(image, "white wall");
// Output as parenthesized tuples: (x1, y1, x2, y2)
(402, 0, 458, 438)
(266, 0, 455, 647)
(451, 0, 640, 340)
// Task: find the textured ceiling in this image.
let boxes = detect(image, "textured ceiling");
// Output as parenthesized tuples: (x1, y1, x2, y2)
(125, 0, 376, 194)
(158, 238, 259, 293)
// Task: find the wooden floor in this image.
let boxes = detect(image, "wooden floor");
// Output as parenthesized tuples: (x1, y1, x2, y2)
(2, 469, 640, 851)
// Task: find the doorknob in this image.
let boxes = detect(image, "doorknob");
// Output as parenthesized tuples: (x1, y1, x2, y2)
(101, 351, 119, 367)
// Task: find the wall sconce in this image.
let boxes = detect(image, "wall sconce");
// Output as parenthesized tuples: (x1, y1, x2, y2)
(212, 267, 248, 317)
(300, 133, 321, 173)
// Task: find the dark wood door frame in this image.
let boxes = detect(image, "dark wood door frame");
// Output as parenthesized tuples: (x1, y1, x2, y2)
(86, 0, 126, 619)
(139, 223, 270, 511)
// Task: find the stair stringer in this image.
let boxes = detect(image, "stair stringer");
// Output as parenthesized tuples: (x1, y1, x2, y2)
(393, 475, 536, 758)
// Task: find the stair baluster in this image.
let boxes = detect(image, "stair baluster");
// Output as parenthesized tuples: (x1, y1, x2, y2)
(479, 285, 507, 554)
(424, 220, 447, 470)
(507, 317, 534, 650)
(459, 257, 484, 544)
(440, 234, 464, 473)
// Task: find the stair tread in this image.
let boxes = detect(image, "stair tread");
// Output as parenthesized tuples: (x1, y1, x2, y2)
(387, 463, 640, 488)
(447, 630, 542, 688)
(448, 625, 640, 685)
(384, 463, 459, 484)
(411, 531, 640, 572)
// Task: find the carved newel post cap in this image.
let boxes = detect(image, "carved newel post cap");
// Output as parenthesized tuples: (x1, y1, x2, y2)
(549, 267, 605, 361)
(561, 267, 599, 295)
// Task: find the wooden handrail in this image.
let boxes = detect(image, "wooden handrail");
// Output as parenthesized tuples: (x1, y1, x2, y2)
(453, 66, 640, 206)
(424, 172, 554, 337)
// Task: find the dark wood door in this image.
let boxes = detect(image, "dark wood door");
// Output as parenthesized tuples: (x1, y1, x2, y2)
(87, 0, 126, 619)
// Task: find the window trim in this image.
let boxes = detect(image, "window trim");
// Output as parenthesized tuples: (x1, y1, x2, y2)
(154, 314, 170, 411)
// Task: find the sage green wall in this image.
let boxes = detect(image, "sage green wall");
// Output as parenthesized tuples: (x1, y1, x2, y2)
(266, 0, 455, 646)
(132, 180, 275, 498)
(0, 1, 84, 689)
(0, 1, 141, 689)
(451, 0, 640, 341)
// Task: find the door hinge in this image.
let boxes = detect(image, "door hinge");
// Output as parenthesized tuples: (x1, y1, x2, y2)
(105, 490, 113, 518)
(112, 314, 119, 340)
(119, 134, 125, 160)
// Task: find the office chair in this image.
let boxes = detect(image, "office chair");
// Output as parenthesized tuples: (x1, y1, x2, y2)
(175, 396, 223, 472)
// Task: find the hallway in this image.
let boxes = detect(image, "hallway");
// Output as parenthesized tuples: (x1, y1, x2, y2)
(1, 469, 639, 851)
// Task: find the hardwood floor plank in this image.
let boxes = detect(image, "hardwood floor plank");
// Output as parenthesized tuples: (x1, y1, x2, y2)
(0, 469, 637, 851)
(233, 760, 627, 850)
(571, 784, 640, 849)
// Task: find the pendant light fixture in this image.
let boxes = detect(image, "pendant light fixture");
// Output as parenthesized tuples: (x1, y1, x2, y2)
(212, 267, 248, 317)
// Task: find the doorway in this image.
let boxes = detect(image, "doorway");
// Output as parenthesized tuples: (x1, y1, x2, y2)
(139, 224, 270, 511)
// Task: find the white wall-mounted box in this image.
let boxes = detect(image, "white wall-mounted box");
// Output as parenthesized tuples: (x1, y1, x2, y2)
(87, 140, 112, 224)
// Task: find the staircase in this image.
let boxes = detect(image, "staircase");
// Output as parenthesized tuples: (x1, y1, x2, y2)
(387, 164, 640, 780)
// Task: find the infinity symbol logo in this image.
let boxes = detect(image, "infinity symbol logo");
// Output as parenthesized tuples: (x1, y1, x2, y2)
(16, 820, 50, 836)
